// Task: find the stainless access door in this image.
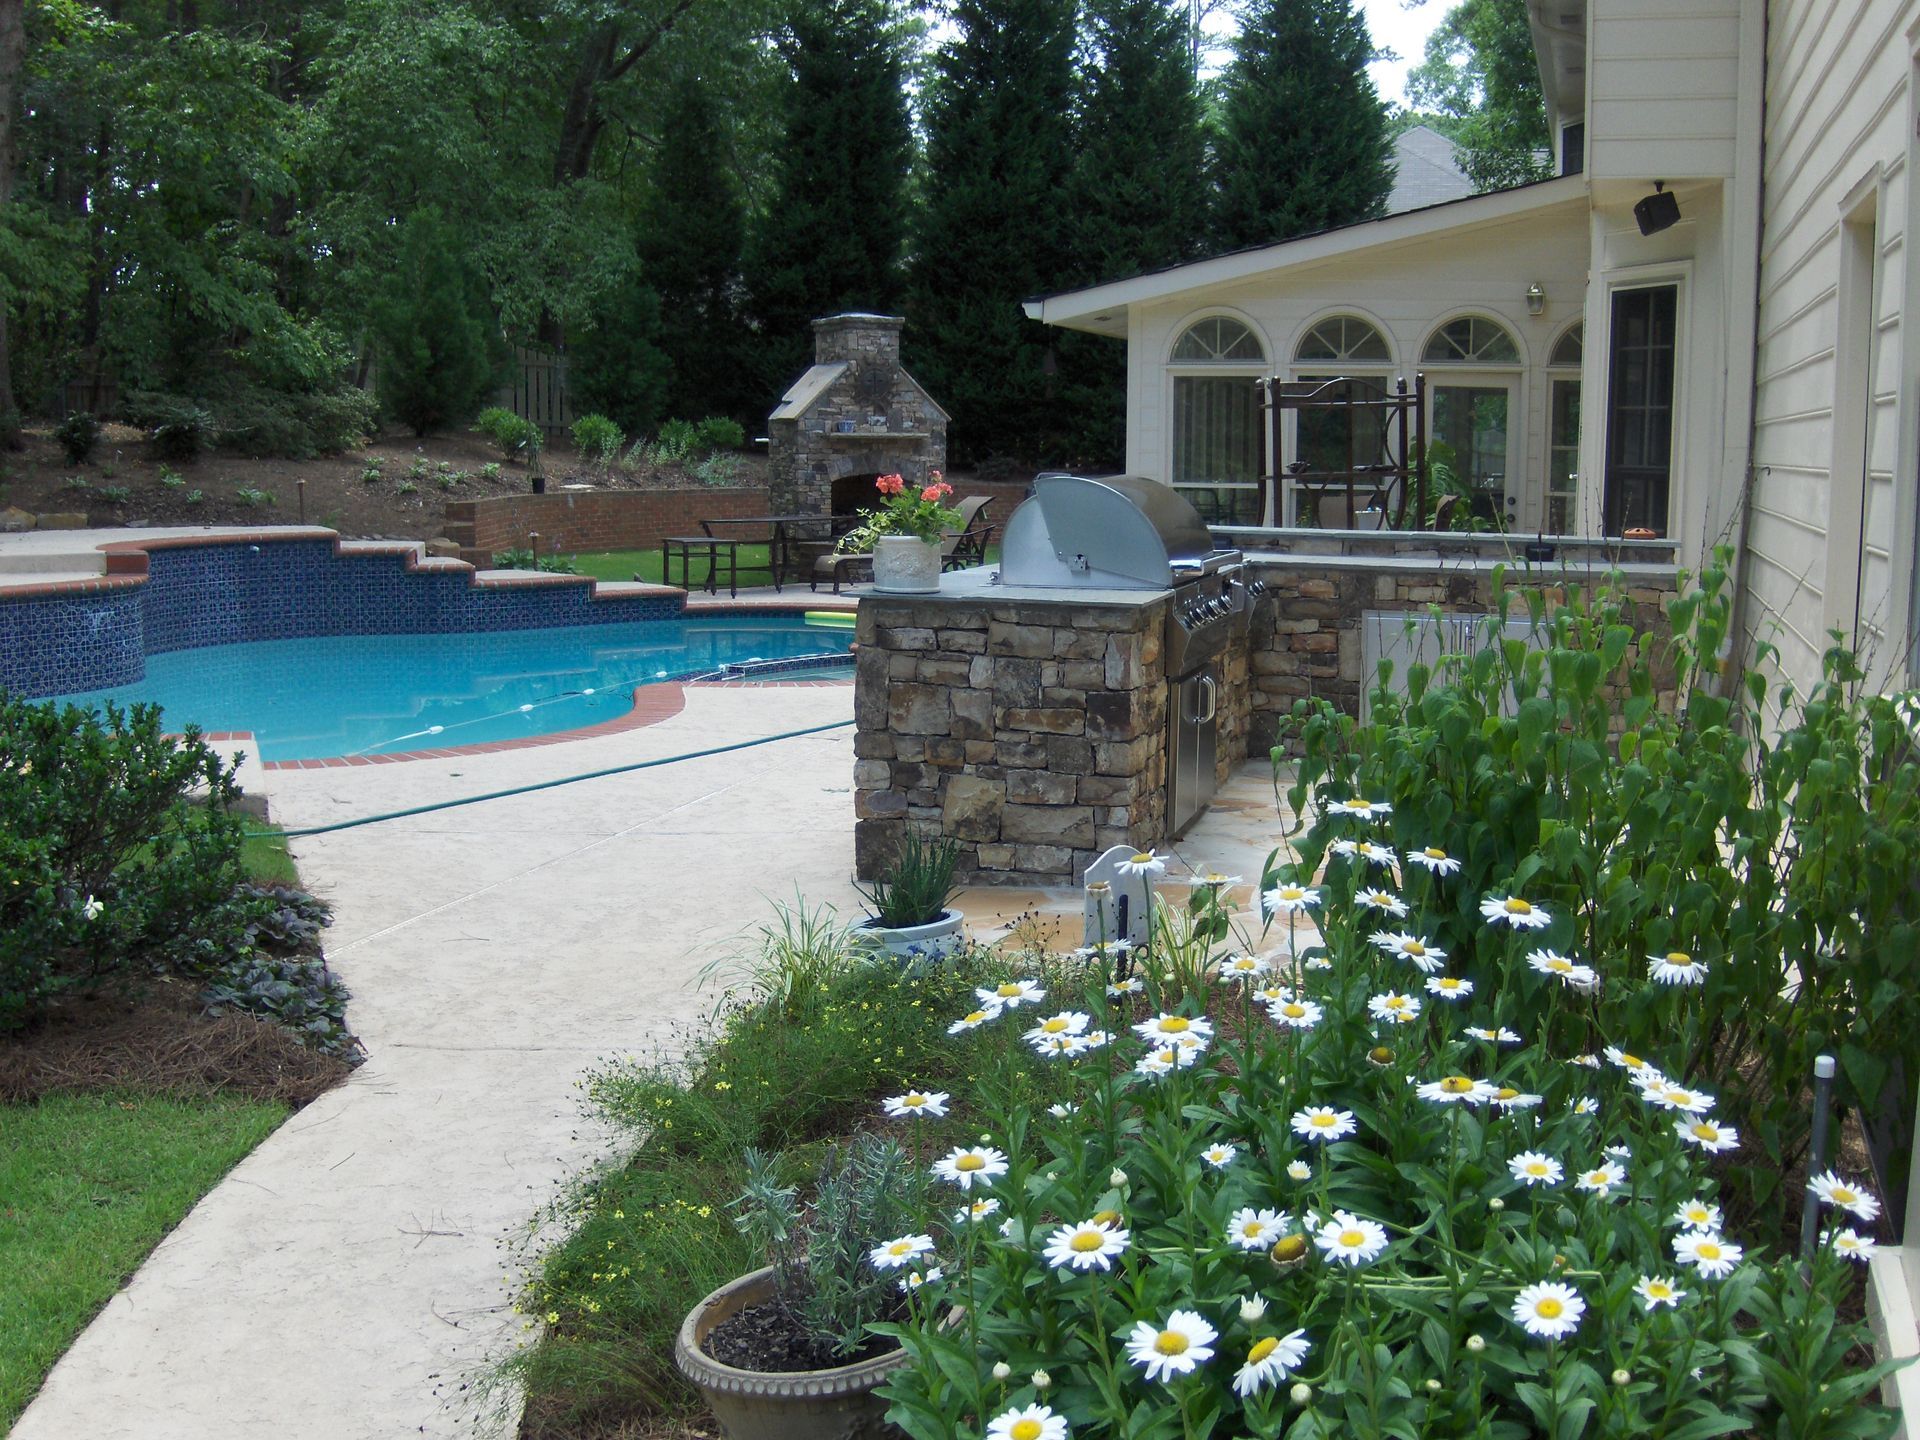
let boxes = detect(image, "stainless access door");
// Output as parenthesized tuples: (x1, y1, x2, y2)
(1168, 669, 1219, 838)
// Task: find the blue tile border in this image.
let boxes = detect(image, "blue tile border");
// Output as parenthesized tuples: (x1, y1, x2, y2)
(0, 534, 698, 699)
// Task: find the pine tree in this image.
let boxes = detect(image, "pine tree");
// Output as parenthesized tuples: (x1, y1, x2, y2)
(907, 0, 1078, 465)
(1057, 0, 1209, 465)
(1209, 0, 1392, 253)
(637, 72, 751, 426)
(570, 271, 674, 438)
(746, 0, 914, 399)
(370, 207, 501, 436)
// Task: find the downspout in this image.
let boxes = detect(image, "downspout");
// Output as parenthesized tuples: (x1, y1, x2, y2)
(1717, 0, 1770, 701)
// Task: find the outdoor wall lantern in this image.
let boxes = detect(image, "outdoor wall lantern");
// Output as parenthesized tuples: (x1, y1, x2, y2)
(1526, 282, 1546, 316)
(1635, 181, 1681, 236)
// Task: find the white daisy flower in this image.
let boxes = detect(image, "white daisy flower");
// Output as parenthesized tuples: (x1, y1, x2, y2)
(1303, 954, 1334, 971)
(1074, 1029, 1112, 1053)
(1115, 850, 1169, 878)
(1268, 996, 1323, 1030)
(1354, 887, 1410, 917)
(883, 1090, 950, 1119)
(1231, 1329, 1312, 1396)
(1673, 1230, 1743, 1279)
(933, 1146, 1009, 1190)
(1252, 982, 1292, 1006)
(1526, 949, 1597, 987)
(869, 1233, 935, 1270)
(1195, 869, 1244, 888)
(1133, 1013, 1215, 1045)
(955, 1198, 1002, 1225)
(1329, 797, 1392, 821)
(1225, 1207, 1288, 1250)
(1046, 1102, 1078, 1119)
(1023, 1012, 1090, 1045)
(1571, 1097, 1599, 1115)
(1286, 1159, 1313, 1181)
(1417, 1074, 1498, 1104)
(1367, 991, 1422, 1025)
(1831, 1229, 1877, 1263)
(986, 1404, 1068, 1440)
(1030, 1034, 1082, 1060)
(979, 979, 1046, 1010)
(1074, 938, 1134, 962)
(1671, 1199, 1721, 1231)
(1200, 1143, 1237, 1169)
(1674, 1119, 1739, 1154)
(1511, 1281, 1585, 1339)
(1314, 1210, 1389, 1266)
(1124, 1310, 1217, 1382)
(1406, 845, 1461, 875)
(1372, 931, 1448, 972)
(1466, 1025, 1523, 1044)
(1425, 975, 1474, 1000)
(1604, 1046, 1663, 1080)
(1575, 1161, 1627, 1197)
(80, 894, 104, 921)
(1135, 1043, 1202, 1077)
(1239, 1295, 1268, 1322)
(1491, 1087, 1544, 1109)
(948, 1007, 999, 1034)
(1105, 976, 1145, 997)
(1648, 951, 1708, 985)
(1218, 953, 1269, 982)
(1043, 1219, 1131, 1272)
(1508, 1151, 1563, 1186)
(1638, 1078, 1715, 1115)
(902, 1265, 943, 1291)
(1807, 1171, 1881, 1223)
(1263, 882, 1322, 914)
(1291, 1106, 1357, 1142)
(1634, 1275, 1687, 1310)
(1570, 1053, 1602, 1069)
(1331, 838, 1398, 869)
(1481, 895, 1552, 929)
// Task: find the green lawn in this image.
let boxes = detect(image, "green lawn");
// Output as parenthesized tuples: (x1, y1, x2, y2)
(0, 1093, 289, 1427)
(567, 542, 999, 588)
(241, 823, 300, 887)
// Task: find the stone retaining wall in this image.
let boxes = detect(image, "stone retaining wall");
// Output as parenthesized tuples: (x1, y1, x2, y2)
(854, 595, 1173, 885)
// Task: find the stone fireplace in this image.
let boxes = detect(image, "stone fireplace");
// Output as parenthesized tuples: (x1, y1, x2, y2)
(767, 314, 949, 518)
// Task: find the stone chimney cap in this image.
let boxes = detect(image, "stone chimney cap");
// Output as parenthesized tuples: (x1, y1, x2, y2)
(812, 312, 905, 329)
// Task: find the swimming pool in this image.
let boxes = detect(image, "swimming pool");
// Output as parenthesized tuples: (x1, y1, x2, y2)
(50, 615, 852, 761)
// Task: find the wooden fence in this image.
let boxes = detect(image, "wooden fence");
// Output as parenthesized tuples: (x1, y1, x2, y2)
(492, 345, 573, 438)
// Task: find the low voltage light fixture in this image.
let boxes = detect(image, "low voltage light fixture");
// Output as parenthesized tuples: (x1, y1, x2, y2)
(1526, 282, 1546, 316)
(1635, 181, 1681, 236)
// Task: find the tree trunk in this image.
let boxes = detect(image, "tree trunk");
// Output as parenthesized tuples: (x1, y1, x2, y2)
(0, 0, 24, 435)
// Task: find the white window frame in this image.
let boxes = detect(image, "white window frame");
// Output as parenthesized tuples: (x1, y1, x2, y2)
(1421, 312, 1527, 530)
(1581, 261, 1692, 540)
(1543, 320, 1584, 536)
(1164, 310, 1271, 525)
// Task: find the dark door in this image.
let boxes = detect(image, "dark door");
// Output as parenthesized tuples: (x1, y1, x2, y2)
(1603, 285, 1677, 535)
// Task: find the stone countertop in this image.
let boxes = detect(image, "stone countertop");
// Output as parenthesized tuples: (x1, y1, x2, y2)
(1241, 550, 1679, 580)
(858, 564, 1172, 609)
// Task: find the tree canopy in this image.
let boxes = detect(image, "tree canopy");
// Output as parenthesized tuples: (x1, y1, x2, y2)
(1406, 0, 1553, 192)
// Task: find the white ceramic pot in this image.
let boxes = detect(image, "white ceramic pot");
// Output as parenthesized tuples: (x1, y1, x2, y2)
(860, 907, 966, 961)
(871, 536, 940, 593)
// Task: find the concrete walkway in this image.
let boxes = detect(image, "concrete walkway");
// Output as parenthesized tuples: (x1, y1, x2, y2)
(11, 684, 865, 1440)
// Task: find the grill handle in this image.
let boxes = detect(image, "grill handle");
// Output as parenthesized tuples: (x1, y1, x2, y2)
(1193, 674, 1218, 724)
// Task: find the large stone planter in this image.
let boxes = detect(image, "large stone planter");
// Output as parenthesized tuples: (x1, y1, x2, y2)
(673, 1266, 908, 1440)
(871, 536, 940, 593)
(859, 908, 966, 962)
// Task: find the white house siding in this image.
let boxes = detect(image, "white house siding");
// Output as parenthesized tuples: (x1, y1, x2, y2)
(1121, 201, 1590, 532)
(1750, 0, 1918, 695)
(1587, 0, 1741, 180)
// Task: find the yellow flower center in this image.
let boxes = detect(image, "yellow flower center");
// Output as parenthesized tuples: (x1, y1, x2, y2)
(889, 1242, 912, 1256)
(1666, 951, 1690, 964)
(1247, 1337, 1279, 1364)
(1312, 1114, 1335, 1127)
(1092, 1210, 1123, 1227)
(1339, 1229, 1365, 1248)
(1154, 1330, 1189, 1356)
(1649, 1282, 1671, 1297)
(1669, 1090, 1695, 1106)
(1440, 1076, 1474, 1094)
(1070, 1230, 1106, 1253)
(1496, 1087, 1519, 1100)
(956, 1154, 985, 1172)
(1042, 1018, 1069, 1033)
(1424, 847, 1446, 859)
(903, 1095, 926, 1107)
(1387, 997, 1410, 1010)
(1536, 1298, 1564, 1319)
(1526, 1161, 1549, 1176)
(1012, 1422, 1043, 1440)
(1698, 1242, 1721, 1260)
(1282, 1003, 1306, 1018)
(1281, 886, 1304, 899)
(1504, 898, 1533, 915)
(1621, 1053, 1645, 1069)
(1131, 853, 1154, 865)
(1691, 1124, 1717, 1140)
(1833, 1187, 1857, 1204)
(1271, 1235, 1308, 1263)
(1242, 1221, 1264, 1238)
(1159, 1016, 1191, 1033)
(996, 984, 1023, 998)
(1405, 942, 1426, 956)
(1368, 1046, 1393, 1064)
(1546, 958, 1570, 972)
(963, 1011, 989, 1024)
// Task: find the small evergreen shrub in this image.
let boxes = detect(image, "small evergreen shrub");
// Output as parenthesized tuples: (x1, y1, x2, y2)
(474, 406, 543, 461)
(653, 418, 700, 463)
(370, 207, 502, 435)
(54, 411, 101, 465)
(126, 393, 215, 462)
(490, 547, 578, 574)
(570, 413, 624, 466)
(570, 272, 673, 437)
(694, 416, 745, 452)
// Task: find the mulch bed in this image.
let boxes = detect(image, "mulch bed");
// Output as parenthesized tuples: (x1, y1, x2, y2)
(0, 975, 349, 1109)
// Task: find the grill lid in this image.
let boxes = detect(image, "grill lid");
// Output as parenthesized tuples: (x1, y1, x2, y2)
(1000, 473, 1219, 589)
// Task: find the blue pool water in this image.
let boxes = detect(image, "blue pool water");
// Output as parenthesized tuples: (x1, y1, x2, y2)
(51, 616, 852, 761)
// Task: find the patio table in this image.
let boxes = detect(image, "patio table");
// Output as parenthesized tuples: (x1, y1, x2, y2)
(699, 514, 861, 590)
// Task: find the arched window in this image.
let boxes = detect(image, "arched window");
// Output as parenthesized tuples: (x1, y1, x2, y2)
(1169, 317, 1267, 523)
(1423, 316, 1521, 365)
(1549, 323, 1583, 367)
(1546, 324, 1583, 533)
(1294, 315, 1391, 364)
(1171, 315, 1265, 363)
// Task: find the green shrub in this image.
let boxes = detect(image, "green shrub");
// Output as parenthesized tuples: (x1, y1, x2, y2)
(210, 382, 376, 458)
(474, 406, 542, 462)
(184, 489, 204, 506)
(856, 832, 959, 929)
(478, 461, 501, 481)
(359, 459, 384, 484)
(126, 392, 214, 462)
(694, 416, 745, 452)
(570, 272, 673, 437)
(653, 418, 700, 464)
(370, 207, 503, 435)
(94, 485, 130, 505)
(570, 413, 624, 465)
(693, 453, 739, 486)
(489, 547, 578, 575)
(53, 411, 100, 465)
(0, 698, 252, 1031)
(158, 467, 185, 488)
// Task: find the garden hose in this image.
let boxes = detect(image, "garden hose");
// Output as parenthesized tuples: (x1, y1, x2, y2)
(254, 717, 855, 839)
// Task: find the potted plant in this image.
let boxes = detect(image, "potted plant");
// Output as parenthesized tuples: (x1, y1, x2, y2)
(857, 831, 964, 960)
(837, 473, 961, 593)
(674, 1138, 927, 1440)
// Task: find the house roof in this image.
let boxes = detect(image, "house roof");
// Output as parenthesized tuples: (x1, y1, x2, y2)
(1024, 174, 1589, 337)
(1388, 126, 1474, 214)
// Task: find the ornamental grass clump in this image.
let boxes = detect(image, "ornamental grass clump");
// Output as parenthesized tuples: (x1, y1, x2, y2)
(868, 837, 1901, 1440)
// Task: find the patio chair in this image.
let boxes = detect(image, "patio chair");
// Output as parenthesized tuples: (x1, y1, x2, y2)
(939, 496, 994, 570)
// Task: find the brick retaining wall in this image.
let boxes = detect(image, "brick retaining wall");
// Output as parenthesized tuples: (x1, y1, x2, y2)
(442, 488, 772, 566)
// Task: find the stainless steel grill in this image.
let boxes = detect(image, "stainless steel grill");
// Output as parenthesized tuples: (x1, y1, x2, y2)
(998, 473, 1247, 836)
